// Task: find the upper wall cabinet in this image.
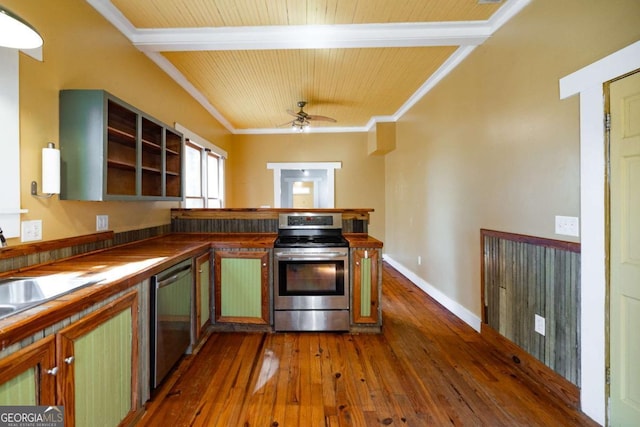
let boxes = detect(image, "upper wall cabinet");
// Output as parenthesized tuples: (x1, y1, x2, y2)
(59, 90, 183, 201)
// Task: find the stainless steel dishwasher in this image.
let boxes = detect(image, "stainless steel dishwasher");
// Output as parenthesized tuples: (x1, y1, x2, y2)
(150, 259, 193, 389)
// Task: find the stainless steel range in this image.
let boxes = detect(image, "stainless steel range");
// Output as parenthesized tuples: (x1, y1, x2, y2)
(273, 212, 350, 331)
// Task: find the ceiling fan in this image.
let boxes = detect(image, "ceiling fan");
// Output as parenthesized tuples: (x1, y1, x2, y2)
(280, 101, 337, 131)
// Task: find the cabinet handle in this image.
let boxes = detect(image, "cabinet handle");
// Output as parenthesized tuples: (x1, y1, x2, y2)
(47, 367, 59, 376)
(263, 263, 267, 267)
(356, 261, 360, 266)
(198, 269, 203, 273)
(64, 356, 75, 365)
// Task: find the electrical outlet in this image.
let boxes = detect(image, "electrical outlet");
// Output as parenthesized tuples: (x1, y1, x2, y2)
(555, 215, 579, 237)
(418, 256, 422, 265)
(96, 215, 109, 231)
(21, 220, 43, 242)
(534, 314, 546, 336)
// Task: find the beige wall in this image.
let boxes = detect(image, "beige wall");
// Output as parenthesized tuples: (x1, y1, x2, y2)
(227, 133, 386, 239)
(385, 0, 640, 316)
(5, 0, 231, 244)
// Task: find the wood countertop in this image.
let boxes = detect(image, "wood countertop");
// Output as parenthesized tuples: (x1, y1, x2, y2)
(0, 235, 207, 349)
(343, 233, 384, 248)
(0, 232, 381, 349)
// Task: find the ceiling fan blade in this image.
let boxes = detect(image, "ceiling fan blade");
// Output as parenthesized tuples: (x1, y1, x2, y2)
(286, 109, 299, 118)
(277, 119, 296, 127)
(306, 114, 337, 122)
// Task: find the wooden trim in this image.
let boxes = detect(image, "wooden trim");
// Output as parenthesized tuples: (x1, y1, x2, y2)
(480, 229, 580, 253)
(195, 251, 211, 341)
(480, 229, 487, 324)
(0, 335, 56, 405)
(352, 249, 379, 324)
(0, 231, 114, 260)
(57, 291, 139, 427)
(480, 323, 580, 410)
(214, 251, 269, 325)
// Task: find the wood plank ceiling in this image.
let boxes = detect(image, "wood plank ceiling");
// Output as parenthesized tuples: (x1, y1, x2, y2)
(88, 0, 529, 133)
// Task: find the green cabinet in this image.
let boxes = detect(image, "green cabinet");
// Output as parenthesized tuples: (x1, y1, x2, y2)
(57, 291, 139, 427)
(59, 90, 183, 201)
(0, 336, 56, 406)
(0, 291, 139, 427)
(351, 248, 382, 329)
(214, 250, 269, 325)
(194, 251, 211, 343)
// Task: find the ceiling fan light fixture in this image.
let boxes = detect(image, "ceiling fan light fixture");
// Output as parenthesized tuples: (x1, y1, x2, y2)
(0, 6, 43, 49)
(292, 119, 310, 132)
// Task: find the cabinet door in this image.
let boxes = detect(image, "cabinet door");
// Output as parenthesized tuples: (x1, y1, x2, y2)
(0, 336, 56, 406)
(57, 291, 139, 427)
(195, 251, 211, 341)
(214, 251, 269, 324)
(352, 249, 380, 324)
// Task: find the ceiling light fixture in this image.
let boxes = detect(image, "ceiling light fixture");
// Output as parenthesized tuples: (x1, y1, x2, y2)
(292, 119, 310, 133)
(0, 6, 43, 49)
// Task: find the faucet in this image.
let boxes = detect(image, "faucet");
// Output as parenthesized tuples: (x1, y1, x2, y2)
(0, 227, 7, 247)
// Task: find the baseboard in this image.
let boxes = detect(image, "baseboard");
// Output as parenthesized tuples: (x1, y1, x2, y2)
(382, 255, 481, 332)
(480, 323, 580, 410)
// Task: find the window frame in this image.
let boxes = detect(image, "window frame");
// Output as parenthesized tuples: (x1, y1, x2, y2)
(175, 124, 226, 209)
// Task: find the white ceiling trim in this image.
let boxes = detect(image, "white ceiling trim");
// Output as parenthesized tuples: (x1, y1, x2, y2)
(86, 0, 531, 135)
(88, 0, 530, 53)
(131, 22, 491, 52)
(391, 45, 477, 123)
(236, 126, 368, 135)
(143, 50, 234, 131)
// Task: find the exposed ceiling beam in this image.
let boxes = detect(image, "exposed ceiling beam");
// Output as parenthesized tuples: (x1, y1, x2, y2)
(131, 22, 492, 52)
(88, 0, 530, 53)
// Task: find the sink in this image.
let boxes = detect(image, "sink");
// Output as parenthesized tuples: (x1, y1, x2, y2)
(0, 275, 103, 320)
(0, 279, 47, 305)
(0, 304, 18, 317)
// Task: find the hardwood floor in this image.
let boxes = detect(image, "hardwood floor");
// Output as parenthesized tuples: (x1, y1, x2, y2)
(137, 263, 597, 426)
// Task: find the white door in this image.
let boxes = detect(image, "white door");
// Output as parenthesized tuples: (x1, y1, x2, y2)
(610, 70, 640, 426)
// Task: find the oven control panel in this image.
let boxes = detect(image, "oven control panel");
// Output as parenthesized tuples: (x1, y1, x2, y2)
(288, 215, 333, 226)
(278, 213, 342, 229)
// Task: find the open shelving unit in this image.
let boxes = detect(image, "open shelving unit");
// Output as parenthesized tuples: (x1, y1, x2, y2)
(60, 90, 183, 201)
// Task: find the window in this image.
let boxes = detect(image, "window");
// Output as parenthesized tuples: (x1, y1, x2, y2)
(176, 124, 226, 208)
(207, 151, 222, 207)
(184, 141, 204, 207)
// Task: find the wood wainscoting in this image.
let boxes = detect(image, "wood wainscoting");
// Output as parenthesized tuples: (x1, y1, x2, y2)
(481, 229, 581, 389)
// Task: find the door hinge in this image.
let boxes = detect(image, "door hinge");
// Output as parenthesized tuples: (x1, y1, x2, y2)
(605, 112, 611, 183)
(606, 366, 611, 385)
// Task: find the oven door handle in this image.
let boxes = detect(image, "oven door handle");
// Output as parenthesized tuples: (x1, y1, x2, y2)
(275, 251, 346, 259)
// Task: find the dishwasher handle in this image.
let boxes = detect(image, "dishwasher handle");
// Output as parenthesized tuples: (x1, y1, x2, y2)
(156, 265, 192, 289)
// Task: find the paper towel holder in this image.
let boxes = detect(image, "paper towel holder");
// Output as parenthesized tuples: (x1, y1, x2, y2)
(31, 142, 60, 199)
